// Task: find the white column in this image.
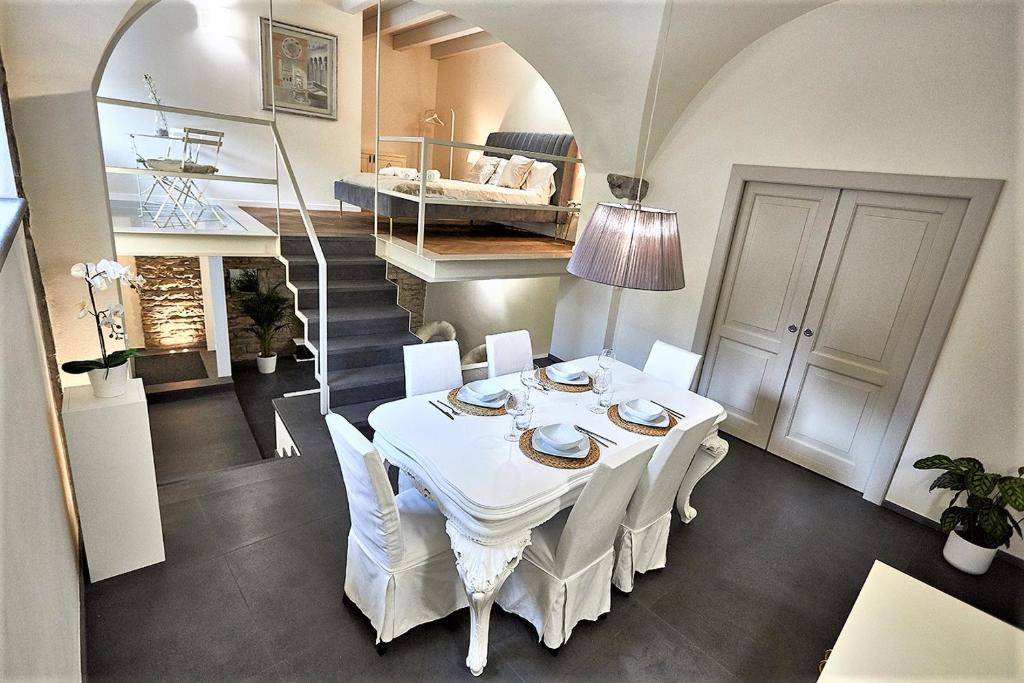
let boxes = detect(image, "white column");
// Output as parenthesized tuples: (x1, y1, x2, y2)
(199, 256, 231, 377)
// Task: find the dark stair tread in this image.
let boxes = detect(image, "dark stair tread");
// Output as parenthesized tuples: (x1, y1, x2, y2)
(290, 279, 395, 292)
(327, 362, 406, 389)
(301, 304, 409, 322)
(282, 254, 382, 265)
(309, 331, 419, 354)
(333, 397, 395, 427)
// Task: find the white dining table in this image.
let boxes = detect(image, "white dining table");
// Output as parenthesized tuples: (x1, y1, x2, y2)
(368, 356, 727, 676)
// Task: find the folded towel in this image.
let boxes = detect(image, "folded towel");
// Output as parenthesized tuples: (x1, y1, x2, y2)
(379, 167, 442, 182)
(422, 169, 441, 182)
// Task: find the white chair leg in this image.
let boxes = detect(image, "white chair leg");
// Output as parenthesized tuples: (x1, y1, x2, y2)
(676, 430, 729, 523)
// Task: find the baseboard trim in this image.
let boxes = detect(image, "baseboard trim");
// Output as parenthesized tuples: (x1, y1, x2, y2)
(882, 501, 1024, 570)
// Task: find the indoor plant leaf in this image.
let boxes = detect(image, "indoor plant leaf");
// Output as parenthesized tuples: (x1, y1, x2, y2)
(939, 506, 965, 533)
(951, 457, 984, 474)
(997, 476, 1024, 511)
(976, 508, 1005, 544)
(914, 454, 954, 471)
(60, 359, 105, 374)
(929, 471, 963, 491)
(966, 470, 997, 497)
(105, 348, 140, 367)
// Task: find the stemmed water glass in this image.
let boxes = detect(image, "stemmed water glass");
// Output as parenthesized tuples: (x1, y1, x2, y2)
(598, 348, 616, 370)
(590, 367, 614, 414)
(504, 389, 530, 442)
(520, 363, 540, 397)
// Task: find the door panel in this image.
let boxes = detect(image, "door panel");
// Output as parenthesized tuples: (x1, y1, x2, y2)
(699, 183, 840, 447)
(767, 190, 968, 490)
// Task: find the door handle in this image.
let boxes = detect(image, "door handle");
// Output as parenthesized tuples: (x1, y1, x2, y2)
(787, 324, 798, 333)
(803, 328, 814, 337)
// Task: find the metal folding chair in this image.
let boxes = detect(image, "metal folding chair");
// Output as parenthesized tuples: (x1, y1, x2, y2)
(134, 127, 226, 230)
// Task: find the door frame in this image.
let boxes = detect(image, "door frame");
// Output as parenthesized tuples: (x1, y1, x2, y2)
(692, 165, 1004, 504)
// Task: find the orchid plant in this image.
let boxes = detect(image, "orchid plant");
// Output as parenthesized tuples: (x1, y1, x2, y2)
(61, 259, 145, 376)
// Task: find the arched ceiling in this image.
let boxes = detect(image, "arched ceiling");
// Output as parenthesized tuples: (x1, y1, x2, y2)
(416, 0, 834, 174)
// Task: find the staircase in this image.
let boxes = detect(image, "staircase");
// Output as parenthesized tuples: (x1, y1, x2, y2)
(279, 234, 418, 428)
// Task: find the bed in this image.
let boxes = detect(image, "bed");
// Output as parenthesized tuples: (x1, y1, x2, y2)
(334, 132, 579, 226)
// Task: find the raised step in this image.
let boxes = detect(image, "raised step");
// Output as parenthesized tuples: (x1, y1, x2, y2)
(291, 279, 397, 308)
(280, 234, 375, 258)
(283, 255, 386, 282)
(309, 330, 420, 370)
(303, 304, 411, 338)
(333, 397, 394, 430)
(327, 362, 406, 406)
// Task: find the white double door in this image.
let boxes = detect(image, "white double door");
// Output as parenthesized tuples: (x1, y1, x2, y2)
(699, 182, 968, 491)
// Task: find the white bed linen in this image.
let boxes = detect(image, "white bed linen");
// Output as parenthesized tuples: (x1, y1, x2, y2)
(342, 172, 551, 205)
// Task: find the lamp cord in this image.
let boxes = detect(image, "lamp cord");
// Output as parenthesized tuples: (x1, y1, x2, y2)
(634, 0, 673, 207)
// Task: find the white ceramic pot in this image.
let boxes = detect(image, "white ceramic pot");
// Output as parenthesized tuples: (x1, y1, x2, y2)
(88, 362, 129, 398)
(942, 530, 998, 575)
(256, 353, 278, 374)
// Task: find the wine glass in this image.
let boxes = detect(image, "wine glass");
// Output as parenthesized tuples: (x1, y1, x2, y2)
(599, 348, 616, 370)
(504, 389, 529, 442)
(520, 363, 540, 396)
(590, 367, 613, 414)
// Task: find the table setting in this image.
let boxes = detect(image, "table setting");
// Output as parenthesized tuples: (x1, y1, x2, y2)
(368, 353, 726, 676)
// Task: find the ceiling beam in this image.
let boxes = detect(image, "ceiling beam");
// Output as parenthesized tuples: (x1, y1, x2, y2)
(430, 31, 501, 60)
(391, 16, 482, 51)
(363, 2, 447, 38)
(336, 0, 377, 13)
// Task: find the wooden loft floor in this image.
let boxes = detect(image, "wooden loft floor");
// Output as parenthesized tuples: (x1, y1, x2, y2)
(241, 207, 574, 258)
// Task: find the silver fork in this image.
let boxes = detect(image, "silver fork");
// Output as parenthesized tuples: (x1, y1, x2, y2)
(430, 400, 460, 418)
(440, 400, 466, 416)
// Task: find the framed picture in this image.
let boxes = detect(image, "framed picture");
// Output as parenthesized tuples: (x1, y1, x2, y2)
(259, 18, 337, 120)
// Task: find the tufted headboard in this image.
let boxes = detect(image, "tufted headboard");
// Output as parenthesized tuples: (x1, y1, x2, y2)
(484, 132, 579, 211)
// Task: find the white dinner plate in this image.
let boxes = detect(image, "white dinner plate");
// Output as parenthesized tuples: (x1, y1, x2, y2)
(620, 402, 670, 427)
(456, 385, 507, 408)
(532, 427, 589, 459)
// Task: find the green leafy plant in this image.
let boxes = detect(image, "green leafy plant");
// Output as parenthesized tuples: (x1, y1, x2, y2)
(238, 283, 292, 359)
(230, 269, 259, 294)
(914, 455, 1024, 549)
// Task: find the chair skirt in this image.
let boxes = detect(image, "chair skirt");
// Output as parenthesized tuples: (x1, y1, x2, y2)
(344, 532, 467, 643)
(612, 511, 672, 593)
(496, 551, 614, 649)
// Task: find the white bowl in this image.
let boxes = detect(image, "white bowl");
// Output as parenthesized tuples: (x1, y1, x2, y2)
(547, 362, 584, 382)
(464, 379, 507, 402)
(622, 399, 663, 422)
(535, 423, 586, 452)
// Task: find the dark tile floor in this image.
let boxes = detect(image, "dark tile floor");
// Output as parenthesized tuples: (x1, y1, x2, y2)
(232, 356, 317, 458)
(87, 421, 1024, 681)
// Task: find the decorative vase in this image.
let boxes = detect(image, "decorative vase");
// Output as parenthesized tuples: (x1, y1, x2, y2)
(942, 530, 998, 575)
(88, 363, 130, 398)
(256, 353, 278, 374)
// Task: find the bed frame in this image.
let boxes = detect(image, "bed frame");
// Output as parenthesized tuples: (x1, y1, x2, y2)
(334, 132, 579, 226)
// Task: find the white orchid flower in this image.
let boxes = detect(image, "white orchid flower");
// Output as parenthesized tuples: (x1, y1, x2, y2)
(70, 262, 90, 279)
(76, 301, 90, 319)
(95, 259, 128, 280)
(107, 304, 125, 318)
(88, 274, 109, 291)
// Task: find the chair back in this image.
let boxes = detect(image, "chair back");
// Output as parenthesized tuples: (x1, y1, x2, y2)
(403, 340, 463, 397)
(554, 442, 654, 577)
(485, 329, 533, 378)
(326, 413, 404, 566)
(181, 127, 225, 168)
(643, 340, 702, 390)
(623, 414, 719, 530)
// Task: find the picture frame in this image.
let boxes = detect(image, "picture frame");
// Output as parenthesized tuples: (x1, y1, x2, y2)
(259, 18, 337, 120)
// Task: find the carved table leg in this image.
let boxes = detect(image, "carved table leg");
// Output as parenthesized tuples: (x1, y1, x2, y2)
(676, 430, 729, 524)
(446, 521, 530, 676)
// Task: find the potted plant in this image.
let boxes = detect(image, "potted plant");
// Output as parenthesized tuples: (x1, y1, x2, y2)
(238, 282, 292, 374)
(914, 455, 1024, 575)
(61, 259, 145, 398)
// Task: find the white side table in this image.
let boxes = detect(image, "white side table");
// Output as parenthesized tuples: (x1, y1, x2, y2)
(62, 378, 164, 581)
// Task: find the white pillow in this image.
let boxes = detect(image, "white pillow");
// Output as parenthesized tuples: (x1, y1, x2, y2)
(496, 154, 536, 189)
(464, 155, 499, 184)
(487, 159, 508, 186)
(524, 161, 558, 198)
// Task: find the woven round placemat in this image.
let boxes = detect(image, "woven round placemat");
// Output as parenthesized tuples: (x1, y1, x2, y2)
(519, 428, 600, 469)
(447, 388, 507, 416)
(608, 404, 678, 436)
(539, 367, 593, 393)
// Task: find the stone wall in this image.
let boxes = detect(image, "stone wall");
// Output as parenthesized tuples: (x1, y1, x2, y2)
(224, 257, 302, 360)
(386, 263, 425, 331)
(135, 256, 206, 349)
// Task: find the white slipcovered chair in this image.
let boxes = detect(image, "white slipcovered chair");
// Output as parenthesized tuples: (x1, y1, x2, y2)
(326, 414, 466, 650)
(643, 339, 702, 390)
(612, 414, 720, 592)
(495, 442, 655, 650)
(485, 329, 533, 378)
(403, 339, 463, 397)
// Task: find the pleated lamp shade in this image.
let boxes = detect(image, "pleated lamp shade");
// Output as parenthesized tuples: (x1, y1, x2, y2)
(566, 202, 685, 291)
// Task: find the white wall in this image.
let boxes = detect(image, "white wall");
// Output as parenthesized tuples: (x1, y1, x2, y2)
(0, 234, 81, 679)
(424, 276, 561, 358)
(434, 43, 571, 178)
(552, 0, 1023, 555)
(99, 0, 362, 209)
